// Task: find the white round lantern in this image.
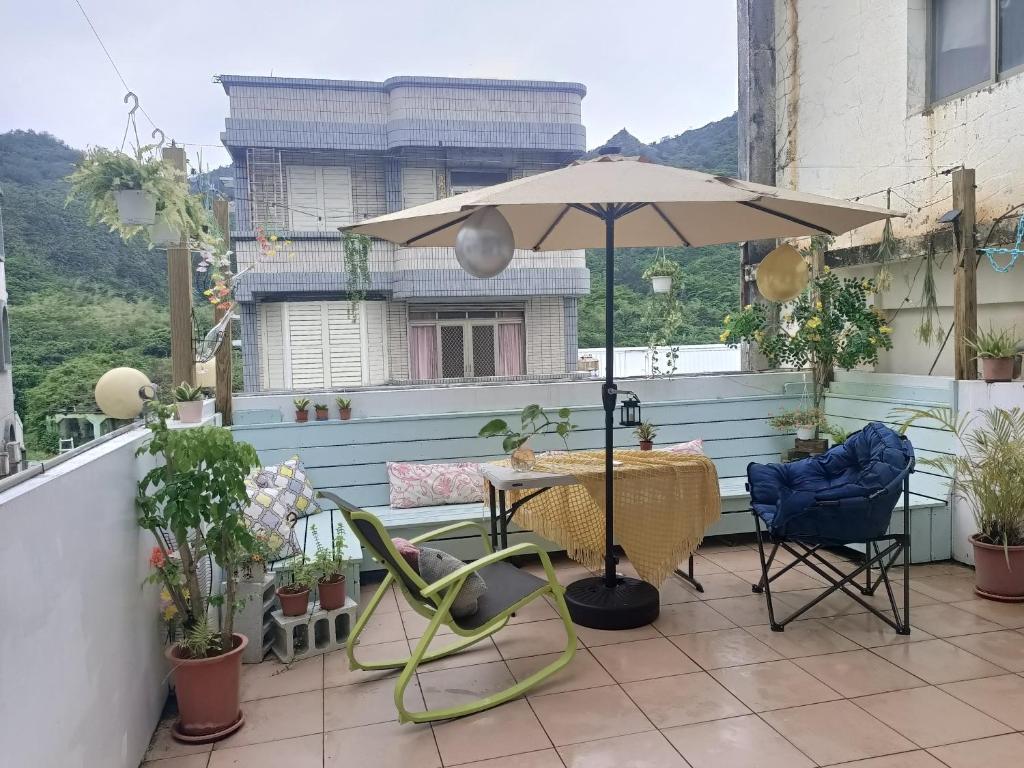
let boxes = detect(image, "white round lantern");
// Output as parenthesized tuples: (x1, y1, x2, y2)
(95, 367, 156, 419)
(454, 207, 515, 278)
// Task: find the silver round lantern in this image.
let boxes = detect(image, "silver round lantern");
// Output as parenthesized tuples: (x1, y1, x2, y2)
(454, 207, 515, 278)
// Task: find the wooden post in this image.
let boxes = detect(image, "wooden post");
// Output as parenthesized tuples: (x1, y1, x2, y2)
(163, 145, 195, 388)
(952, 168, 978, 380)
(213, 199, 234, 426)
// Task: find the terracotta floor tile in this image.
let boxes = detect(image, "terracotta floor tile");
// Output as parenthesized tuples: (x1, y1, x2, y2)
(685, 572, 757, 600)
(360, 582, 398, 613)
(215, 690, 323, 749)
(659, 576, 702, 604)
(142, 754, 210, 768)
(668, 627, 782, 669)
(590, 637, 699, 683)
(145, 723, 212, 762)
(699, 548, 768, 571)
(401, 609, 457, 641)
(908, 562, 971, 578)
(853, 685, 1011, 748)
(493, 618, 577, 659)
(416, 637, 504, 672)
(734, 568, 825, 592)
(208, 733, 321, 767)
(322, 676, 422, 730)
(506, 648, 615, 696)
(872, 639, 1007, 684)
(823, 612, 934, 647)
(358, 610, 407, 645)
(653, 601, 736, 634)
(623, 671, 749, 728)
(700, 594, 776, 627)
(746, 619, 859, 658)
(418, 660, 518, 710)
(558, 730, 690, 768)
(830, 753, 947, 768)
(771, 588, 865, 619)
(689, 554, 727, 574)
(709, 659, 840, 711)
(662, 713, 815, 768)
(795, 649, 927, 698)
(455, 749, 565, 768)
(940, 673, 1024, 729)
(432, 699, 551, 765)
(906, 603, 1003, 637)
(762, 699, 916, 764)
(507, 598, 560, 624)
(908, 575, 979, 603)
(573, 621, 662, 647)
(527, 684, 653, 746)
(951, 598, 1024, 629)
(927, 733, 1024, 768)
(323, 720, 439, 768)
(324, 639, 409, 687)
(240, 655, 322, 702)
(947, 630, 1024, 672)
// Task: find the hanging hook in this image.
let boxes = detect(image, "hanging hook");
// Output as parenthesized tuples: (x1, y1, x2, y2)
(123, 91, 139, 117)
(151, 128, 165, 149)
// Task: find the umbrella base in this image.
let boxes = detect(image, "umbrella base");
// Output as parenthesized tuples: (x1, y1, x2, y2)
(564, 576, 659, 630)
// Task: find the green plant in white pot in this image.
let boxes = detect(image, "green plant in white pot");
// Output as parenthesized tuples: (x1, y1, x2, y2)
(479, 405, 576, 471)
(173, 382, 205, 423)
(769, 407, 826, 441)
(642, 254, 682, 295)
(897, 406, 1024, 601)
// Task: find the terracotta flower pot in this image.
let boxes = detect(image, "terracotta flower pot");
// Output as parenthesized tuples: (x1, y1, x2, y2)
(971, 534, 1024, 602)
(317, 575, 347, 610)
(339, 407, 352, 421)
(315, 408, 329, 421)
(639, 440, 653, 451)
(295, 410, 309, 423)
(980, 356, 1015, 383)
(175, 400, 204, 423)
(277, 586, 310, 616)
(166, 633, 247, 743)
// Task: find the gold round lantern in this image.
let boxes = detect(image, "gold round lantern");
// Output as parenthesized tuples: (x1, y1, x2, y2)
(94, 367, 156, 419)
(756, 243, 809, 302)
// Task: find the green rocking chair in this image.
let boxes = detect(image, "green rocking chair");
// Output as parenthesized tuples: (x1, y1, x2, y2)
(318, 491, 577, 724)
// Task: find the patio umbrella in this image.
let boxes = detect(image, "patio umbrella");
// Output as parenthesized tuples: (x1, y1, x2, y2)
(346, 150, 899, 630)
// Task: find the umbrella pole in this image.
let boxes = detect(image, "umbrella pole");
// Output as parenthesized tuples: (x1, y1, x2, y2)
(563, 205, 660, 630)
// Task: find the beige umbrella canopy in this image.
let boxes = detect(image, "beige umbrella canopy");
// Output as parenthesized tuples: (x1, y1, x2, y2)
(346, 154, 898, 250)
(345, 152, 899, 631)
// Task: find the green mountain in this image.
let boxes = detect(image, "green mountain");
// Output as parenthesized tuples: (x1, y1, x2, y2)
(588, 113, 738, 176)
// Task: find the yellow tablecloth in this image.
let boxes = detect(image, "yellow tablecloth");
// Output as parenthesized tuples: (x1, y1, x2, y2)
(497, 450, 721, 586)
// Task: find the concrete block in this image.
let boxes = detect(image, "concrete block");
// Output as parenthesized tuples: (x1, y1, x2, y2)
(231, 572, 277, 664)
(271, 597, 358, 663)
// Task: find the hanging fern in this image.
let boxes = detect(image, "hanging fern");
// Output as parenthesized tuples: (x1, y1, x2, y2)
(915, 244, 942, 345)
(874, 217, 899, 291)
(341, 232, 372, 315)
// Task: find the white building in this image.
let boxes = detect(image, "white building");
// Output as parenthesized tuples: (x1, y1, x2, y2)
(0, 185, 23, 475)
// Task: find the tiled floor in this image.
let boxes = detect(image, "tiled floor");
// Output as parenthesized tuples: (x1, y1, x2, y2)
(144, 543, 1024, 768)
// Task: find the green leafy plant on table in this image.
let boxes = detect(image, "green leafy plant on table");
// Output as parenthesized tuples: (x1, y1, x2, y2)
(479, 405, 576, 471)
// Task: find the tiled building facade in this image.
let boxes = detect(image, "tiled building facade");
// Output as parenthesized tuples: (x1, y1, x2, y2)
(218, 75, 589, 392)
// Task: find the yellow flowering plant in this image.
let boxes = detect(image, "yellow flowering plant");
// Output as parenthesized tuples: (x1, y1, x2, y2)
(722, 270, 893, 430)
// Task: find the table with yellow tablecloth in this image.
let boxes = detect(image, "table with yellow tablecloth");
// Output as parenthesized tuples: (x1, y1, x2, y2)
(483, 450, 722, 587)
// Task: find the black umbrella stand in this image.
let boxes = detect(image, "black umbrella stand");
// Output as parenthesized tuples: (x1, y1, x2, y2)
(563, 201, 662, 629)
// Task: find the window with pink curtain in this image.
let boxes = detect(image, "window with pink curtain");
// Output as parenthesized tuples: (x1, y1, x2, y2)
(409, 325, 438, 379)
(496, 323, 524, 376)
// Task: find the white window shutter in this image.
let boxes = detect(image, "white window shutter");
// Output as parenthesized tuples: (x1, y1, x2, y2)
(321, 167, 353, 227)
(259, 303, 287, 389)
(286, 166, 321, 230)
(287, 302, 328, 389)
(326, 302, 364, 386)
(402, 168, 437, 208)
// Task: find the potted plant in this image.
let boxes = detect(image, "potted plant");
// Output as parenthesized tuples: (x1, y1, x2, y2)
(899, 406, 1024, 601)
(173, 382, 205, 423)
(310, 523, 349, 611)
(827, 424, 851, 446)
(137, 408, 261, 742)
(968, 326, 1020, 382)
(479, 405, 576, 471)
(294, 398, 311, 423)
(276, 559, 317, 617)
(314, 402, 329, 421)
(642, 254, 682, 294)
(236, 531, 276, 583)
(634, 421, 657, 450)
(336, 396, 352, 420)
(769, 407, 827, 441)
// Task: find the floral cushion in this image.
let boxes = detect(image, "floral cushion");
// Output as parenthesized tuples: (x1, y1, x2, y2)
(242, 484, 301, 560)
(247, 455, 322, 520)
(660, 438, 705, 455)
(391, 537, 420, 570)
(387, 462, 485, 509)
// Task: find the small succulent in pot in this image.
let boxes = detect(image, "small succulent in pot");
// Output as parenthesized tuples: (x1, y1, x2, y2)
(276, 559, 318, 617)
(634, 421, 658, 451)
(314, 402, 329, 421)
(294, 398, 311, 423)
(309, 523, 349, 611)
(967, 325, 1021, 382)
(336, 396, 352, 420)
(173, 382, 205, 423)
(479, 405, 576, 471)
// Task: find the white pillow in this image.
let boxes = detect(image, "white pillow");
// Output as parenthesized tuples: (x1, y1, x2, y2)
(387, 462, 485, 509)
(659, 438, 705, 455)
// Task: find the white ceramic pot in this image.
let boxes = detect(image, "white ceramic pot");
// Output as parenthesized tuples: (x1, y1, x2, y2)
(175, 400, 204, 423)
(113, 189, 157, 225)
(149, 218, 181, 247)
(651, 275, 673, 294)
(795, 425, 816, 440)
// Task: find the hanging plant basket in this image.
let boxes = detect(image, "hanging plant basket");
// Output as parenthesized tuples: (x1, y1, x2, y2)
(150, 217, 182, 247)
(114, 189, 157, 225)
(651, 275, 673, 294)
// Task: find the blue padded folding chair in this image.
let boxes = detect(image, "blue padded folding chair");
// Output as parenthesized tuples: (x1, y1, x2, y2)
(747, 421, 914, 633)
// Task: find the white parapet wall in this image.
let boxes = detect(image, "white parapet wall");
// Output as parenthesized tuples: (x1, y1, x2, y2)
(0, 425, 166, 768)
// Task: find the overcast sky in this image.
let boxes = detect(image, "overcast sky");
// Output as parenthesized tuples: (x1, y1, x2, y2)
(0, 1, 738, 168)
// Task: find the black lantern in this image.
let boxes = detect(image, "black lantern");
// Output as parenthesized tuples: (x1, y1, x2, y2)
(619, 392, 642, 427)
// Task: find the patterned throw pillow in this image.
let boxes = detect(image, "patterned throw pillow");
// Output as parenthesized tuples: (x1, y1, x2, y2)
(417, 546, 487, 618)
(391, 538, 420, 570)
(242, 484, 301, 560)
(248, 455, 322, 521)
(387, 462, 485, 509)
(660, 438, 705, 455)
